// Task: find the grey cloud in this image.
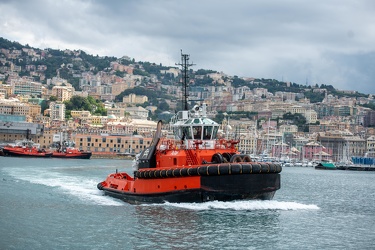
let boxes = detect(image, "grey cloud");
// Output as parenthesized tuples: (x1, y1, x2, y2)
(0, 0, 374, 94)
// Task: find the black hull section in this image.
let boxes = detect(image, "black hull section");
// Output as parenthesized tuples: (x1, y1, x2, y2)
(100, 173, 280, 204)
(51, 153, 92, 159)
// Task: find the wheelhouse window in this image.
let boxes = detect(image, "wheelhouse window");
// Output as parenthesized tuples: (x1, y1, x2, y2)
(212, 126, 219, 139)
(203, 126, 213, 140)
(193, 126, 202, 140)
(181, 127, 192, 140)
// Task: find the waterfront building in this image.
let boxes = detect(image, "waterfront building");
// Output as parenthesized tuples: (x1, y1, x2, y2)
(0, 114, 45, 143)
(366, 135, 375, 157)
(302, 141, 329, 161)
(272, 142, 290, 160)
(74, 134, 153, 154)
(317, 131, 366, 162)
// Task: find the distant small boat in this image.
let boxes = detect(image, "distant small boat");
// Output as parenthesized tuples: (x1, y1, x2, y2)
(315, 162, 337, 170)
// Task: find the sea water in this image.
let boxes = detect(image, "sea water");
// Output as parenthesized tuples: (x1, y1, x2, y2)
(0, 157, 374, 249)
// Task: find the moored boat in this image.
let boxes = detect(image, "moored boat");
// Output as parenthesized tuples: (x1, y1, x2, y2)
(51, 141, 92, 159)
(97, 53, 282, 204)
(52, 148, 92, 159)
(315, 162, 337, 170)
(2, 140, 52, 158)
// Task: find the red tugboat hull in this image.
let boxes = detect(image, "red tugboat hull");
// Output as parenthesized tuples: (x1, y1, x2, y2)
(2, 146, 52, 158)
(2, 139, 52, 158)
(98, 163, 281, 204)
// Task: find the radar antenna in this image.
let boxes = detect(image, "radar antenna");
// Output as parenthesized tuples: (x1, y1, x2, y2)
(176, 50, 195, 111)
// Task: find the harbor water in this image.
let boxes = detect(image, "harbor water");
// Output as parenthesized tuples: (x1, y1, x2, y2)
(1, 157, 374, 249)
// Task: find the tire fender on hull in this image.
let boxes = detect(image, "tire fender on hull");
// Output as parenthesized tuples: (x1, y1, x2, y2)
(135, 162, 282, 179)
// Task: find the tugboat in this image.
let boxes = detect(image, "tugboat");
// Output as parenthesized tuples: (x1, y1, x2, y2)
(2, 140, 52, 158)
(97, 52, 282, 204)
(52, 141, 92, 159)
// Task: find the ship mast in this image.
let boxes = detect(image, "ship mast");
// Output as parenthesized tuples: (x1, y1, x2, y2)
(176, 50, 194, 111)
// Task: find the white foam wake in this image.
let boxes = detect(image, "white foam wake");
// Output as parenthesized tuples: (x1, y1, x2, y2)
(160, 200, 319, 211)
(5, 168, 124, 206)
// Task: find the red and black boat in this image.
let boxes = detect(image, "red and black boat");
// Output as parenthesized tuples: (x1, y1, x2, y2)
(97, 52, 281, 204)
(2, 140, 52, 158)
(52, 141, 92, 159)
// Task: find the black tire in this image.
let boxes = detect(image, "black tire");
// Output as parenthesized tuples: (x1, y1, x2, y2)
(211, 153, 224, 164)
(230, 154, 243, 163)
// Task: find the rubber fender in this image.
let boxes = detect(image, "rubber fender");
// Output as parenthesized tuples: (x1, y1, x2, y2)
(187, 167, 198, 176)
(241, 163, 252, 174)
(173, 169, 181, 177)
(222, 152, 233, 163)
(250, 163, 261, 173)
(166, 169, 173, 177)
(198, 166, 208, 176)
(230, 154, 243, 163)
(242, 155, 252, 162)
(180, 168, 188, 176)
(207, 165, 220, 176)
(211, 153, 224, 164)
(218, 164, 230, 175)
(160, 169, 167, 178)
(260, 162, 270, 173)
(276, 164, 282, 173)
(154, 170, 162, 178)
(231, 163, 242, 174)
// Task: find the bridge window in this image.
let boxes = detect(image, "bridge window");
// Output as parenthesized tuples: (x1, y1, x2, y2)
(193, 126, 202, 140)
(203, 126, 213, 140)
(182, 127, 192, 139)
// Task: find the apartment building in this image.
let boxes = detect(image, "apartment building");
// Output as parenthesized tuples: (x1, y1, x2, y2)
(11, 78, 44, 96)
(49, 102, 65, 121)
(123, 93, 148, 104)
(52, 86, 74, 102)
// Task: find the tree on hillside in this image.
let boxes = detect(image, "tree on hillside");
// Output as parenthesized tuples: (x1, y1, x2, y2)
(303, 90, 325, 103)
(63, 96, 107, 118)
(283, 112, 308, 131)
(231, 76, 247, 88)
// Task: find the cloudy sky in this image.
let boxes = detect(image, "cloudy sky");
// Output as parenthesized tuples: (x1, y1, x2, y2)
(1, 0, 374, 94)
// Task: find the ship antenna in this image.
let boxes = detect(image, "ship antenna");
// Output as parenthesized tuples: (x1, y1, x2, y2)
(176, 50, 195, 111)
